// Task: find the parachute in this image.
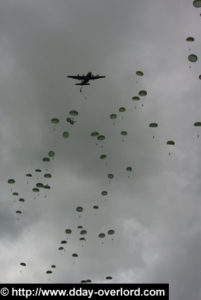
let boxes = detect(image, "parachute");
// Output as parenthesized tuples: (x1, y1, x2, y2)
(138, 90, 147, 96)
(46, 270, 52, 274)
(65, 229, 72, 234)
(76, 206, 83, 212)
(69, 110, 78, 116)
(35, 169, 41, 172)
(72, 253, 78, 257)
(108, 229, 115, 235)
(97, 135, 105, 141)
(106, 276, 112, 280)
(186, 36, 195, 42)
(80, 230, 87, 235)
(119, 107, 126, 113)
(121, 131, 127, 136)
(166, 140, 175, 145)
(91, 131, 99, 137)
(100, 154, 107, 160)
(60, 240, 67, 244)
(36, 183, 43, 188)
(8, 179, 15, 184)
(42, 157, 50, 162)
(19, 198, 25, 202)
(194, 122, 201, 126)
(43, 184, 51, 189)
(93, 205, 99, 209)
(188, 54, 198, 62)
(58, 247, 64, 251)
(98, 233, 105, 238)
(48, 151, 55, 158)
(136, 70, 144, 76)
(20, 262, 26, 267)
(63, 131, 70, 138)
(110, 114, 117, 119)
(107, 174, 114, 179)
(101, 191, 108, 196)
(26, 174, 32, 177)
(51, 265, 56, 268)
(126, 166, 132, 172)
(51, 118, 59, 124)
(132, 96, 140, 101)
(149, 123, 158, 127)
(193, 0, 201, 8)
(44, 173, 52, 178)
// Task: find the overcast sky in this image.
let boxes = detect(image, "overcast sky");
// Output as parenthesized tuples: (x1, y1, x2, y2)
(1, 0, 201, 299)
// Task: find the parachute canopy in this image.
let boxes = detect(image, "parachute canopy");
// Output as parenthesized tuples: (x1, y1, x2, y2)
(126, 166, 132, 172)
(167, 140, 175, 145)
(110, 114, 117, 119)
(188, 54, 198, 62)
(119, 107, 126, 112)
(121, 131, 127, 136)
(44, 173, 52, 178)
(194, 122, 201, 126)
(26, 174, 32, 177)
(186, 36, 195, 42)
(80, 230, 87, 235)
(107, 174, 114, 179)
(138, 90, 147, 96)
(149, 123, 158, 127)
(98, 233, 105, 238)
(97, 135, 105, 141)
(65, 229, 72, 234)
(62, 131, 69, 138)
(132, 96, 140, 101)
(8, 179, 15, 184)
(91, 131, 99, 137)
(136, 70, 144, 76)
(76, 206, 83, 212)
(42, 157, 50, 162)
(69, 110, 78, 116)
(19, 198, 25, 202)
(108, 229, 115, 235)
(51, 118, 59, 124)
(48, 151, 55, 157)
(93, 205, 99, 209)
(193, 0, 201, 8)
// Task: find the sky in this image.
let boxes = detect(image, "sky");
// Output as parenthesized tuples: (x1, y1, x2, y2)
(0, 0, 201, 298)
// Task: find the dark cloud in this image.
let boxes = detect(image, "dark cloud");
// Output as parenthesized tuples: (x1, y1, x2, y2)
(0, 1, 201, 299)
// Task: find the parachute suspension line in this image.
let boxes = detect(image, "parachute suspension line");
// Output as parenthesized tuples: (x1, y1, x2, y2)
(80, 87, 87, 99)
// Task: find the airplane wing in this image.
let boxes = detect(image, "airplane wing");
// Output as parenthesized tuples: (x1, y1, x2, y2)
(90, 75, 106, 80)
(67, 75, 86, 80)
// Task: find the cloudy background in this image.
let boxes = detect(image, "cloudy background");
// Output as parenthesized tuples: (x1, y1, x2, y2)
(0, 0, 201, 298)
